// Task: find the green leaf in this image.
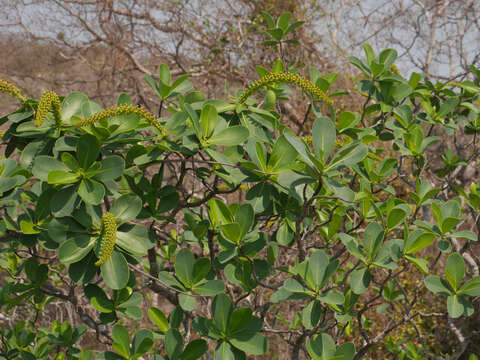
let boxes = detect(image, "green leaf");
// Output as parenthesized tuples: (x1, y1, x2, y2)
(306, 333, 335, 360)
(100, 251, 130, 290)
(458, 276, 480, 296)
(307, 250, 329, 291)
(110, 194, 142, 224)
(165, 329, 183, 360)
(277, 12, 292, 30)
(335, 342, 356, 360)
(350, 267, 371, 294)
(404, 230, 435, 254)
(112, 325, 130, 358)
(348, 56, 371, 76)
(84, 284, 114, 313)
(449, 230, 477, 242)
(192, 258, 211, 284)
(379, 48, 398, 68)
(180, 339, 208, 360)
(192, 280, 225, 296)
(200, 103, 217, 139)
(175, 248, 195, 288)
(131, 330, 154, 358)
(447, 295, 464, 318)
(32, 156, 69, 181)
(179, 293, 196, 311)
(212, 294, 233, 333)
(267, 135, 297, 172)
(206, 126, 249, 146)
(220, 223, 242, 244)
(228, 308, 253, 335)
(78, 178, 105, 205)
(424, 275, 453, 295)
(47, 170, 80, 185)
(95, 156, 125, 182)
(215, 341, 235, 360)
(235, 204, 254, 240)
(363, 43, 375, 66)
(116, 224, 153, 256)
(148, 307, 170, 333)
(230, 332, 268, 355)
(363, 222, 384, 261)
(302, 300, 322, 329)
(325, 142, 368, 172)
(58, 235, 95, 264)
(313, 116, 336, 162)
(77, 134, 100, 169)
(386, 205, 410, 230)
(446, 253, 465, 291)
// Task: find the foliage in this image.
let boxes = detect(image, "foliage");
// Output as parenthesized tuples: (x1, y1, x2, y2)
(1, 12, 480, 360)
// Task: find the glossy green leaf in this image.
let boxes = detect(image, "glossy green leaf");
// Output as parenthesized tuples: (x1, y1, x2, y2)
(165, 328, 183, 360)
(181, 339, 208, 360)
(424, 275, 453, 296)
(100, 251, 130, 290)
(112, 325, 130, 358)
(175, 248, 195, 287)
(350, 267, 371, 294)
(200, 103, 217, 139)
(206, 126, 249, 146)
(148, 307, 170, 333)
(446, 253, 465, 291)
(212, 294, 233, 333)
(58, 235, 95, 264)
(110, 194, 142, 224)
(230, 332, 267, 355)
(78, 178, 105, 205)
(458, 276, 480, 296)
(77, 134, 100, 169)
(313, 116, 336, 162)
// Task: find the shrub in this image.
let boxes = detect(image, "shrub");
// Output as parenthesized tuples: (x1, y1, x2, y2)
(0, 13, 479, 360)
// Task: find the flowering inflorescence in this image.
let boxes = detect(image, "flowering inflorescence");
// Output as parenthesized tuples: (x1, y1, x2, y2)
(95, 212, 117, 266)
(0, 79, 27, 103)
(35, 91, 62, 128)
(74, 104, 166, 135)
(238, 72, 333, 105)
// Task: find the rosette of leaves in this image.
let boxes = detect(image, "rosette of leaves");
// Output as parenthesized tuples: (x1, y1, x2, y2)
(148, 306, 209, 360)
(97, 324, 153, 360)
(339, 222, 396, 294)
(415, 199, 477, 252)
(0, 320, 89, 360)
(271, 250, 345, 329)
(52, 194, 153, 289)
(84, 282, 144, 324)
(0, 159, 27, 198)
(32, 133, 124, 214)
(424, 252, 480, 318)
(157, 248, 225, 311)
(145, 64, 192, 102)
(307, 333, 355, 360)
(185, 102, 249, 149)
(192, 294, 268, 359)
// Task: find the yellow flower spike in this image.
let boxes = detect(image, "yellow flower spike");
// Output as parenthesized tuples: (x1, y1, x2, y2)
(35, 91, 62, 128)
(0, 79, 27, 103)
(238, 72, 333, 106)
(74, 104, 166, 136)
(95, 212, 117, 266)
